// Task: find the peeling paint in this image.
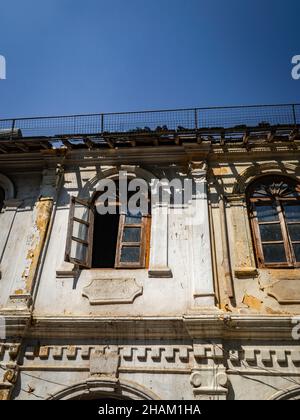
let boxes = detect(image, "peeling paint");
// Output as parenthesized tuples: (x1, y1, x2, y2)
(242, 294, 263, 311)
(23, 199, 53, 293)
(13, 289, 24, 295)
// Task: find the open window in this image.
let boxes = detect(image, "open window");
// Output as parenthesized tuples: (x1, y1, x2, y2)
(65, 189, 151, 269)
(65, 197, 95, 267)
(247, 175, 300, 268)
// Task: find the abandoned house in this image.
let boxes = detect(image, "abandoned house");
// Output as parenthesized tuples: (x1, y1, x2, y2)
(0, 103, 300, 400)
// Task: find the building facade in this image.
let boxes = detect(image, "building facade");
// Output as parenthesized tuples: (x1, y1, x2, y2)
(0, 105, 300, 400)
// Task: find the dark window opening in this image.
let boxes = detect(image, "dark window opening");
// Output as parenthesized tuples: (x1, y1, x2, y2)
(92, 213, 120, 268)
(65, 185, 151, 270)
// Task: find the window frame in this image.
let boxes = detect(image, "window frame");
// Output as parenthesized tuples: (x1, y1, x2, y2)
(115, 214, 151, 269)
(248, 176, 300, 269)
(65, 197, 95, 268)
(65, 196, 151, 270)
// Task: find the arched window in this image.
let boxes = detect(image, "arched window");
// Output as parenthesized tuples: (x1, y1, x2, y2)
(0, 186, 5, 212)
(65, 183, 151, 269)
(247, 175, 300, 268)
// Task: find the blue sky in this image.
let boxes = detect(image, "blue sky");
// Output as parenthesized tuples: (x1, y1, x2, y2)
(0, 0, 299, 118)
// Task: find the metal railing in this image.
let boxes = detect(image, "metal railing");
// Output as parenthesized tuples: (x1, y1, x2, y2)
(0, 103, 299, 139)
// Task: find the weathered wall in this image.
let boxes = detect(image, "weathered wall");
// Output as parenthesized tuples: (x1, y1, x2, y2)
(209, 153, 300, 315)
(34, 163, 215, 318)
(1, 140, 300, 401)
(0, 173, 41, 308)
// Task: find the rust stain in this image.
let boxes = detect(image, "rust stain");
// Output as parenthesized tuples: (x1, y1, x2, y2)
(24, 199, 53, 292)
(265, 307, 291, 315)
(14, 289, 24, 295)
(242, 294, 263, 311)
(213, 167, 231, 176)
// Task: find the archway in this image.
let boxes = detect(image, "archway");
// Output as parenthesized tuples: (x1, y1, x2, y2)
(269, 386, 300, 400)
(48, 378, 160, 401)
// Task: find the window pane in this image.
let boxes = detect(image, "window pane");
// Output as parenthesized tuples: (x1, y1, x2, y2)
(259, 224, 282, 242)
(120, 246, 140, 263)
(293, 244, 300, 262)
(255, 205, 278, 222)
(262, 244, 287, 264)
(125, 215, 142, 225)
(287, 224, 300, 242)
(283, 203, 300, 222)
(73, 221, 88, 241)
(74, 204, 89, 222)
(70, 241, 88, 263)
(123, 227, 141, 243)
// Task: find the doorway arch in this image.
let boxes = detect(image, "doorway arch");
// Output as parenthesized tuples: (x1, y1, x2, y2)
(268, 386, 300, 400)
(48, 378, 160, 400)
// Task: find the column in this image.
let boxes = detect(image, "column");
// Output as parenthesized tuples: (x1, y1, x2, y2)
(148, 180, 172, 278)
(188, 162, 215, 308)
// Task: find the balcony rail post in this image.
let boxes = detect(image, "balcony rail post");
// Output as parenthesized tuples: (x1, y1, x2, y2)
(11, 119, 15, 140)
(194, 108, 198, 130)
(101, 114, 104, 134)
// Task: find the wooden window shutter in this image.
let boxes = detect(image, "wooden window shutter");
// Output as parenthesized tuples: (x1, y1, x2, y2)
(115, 213, 151, 269)
(65, 197, 94, 268)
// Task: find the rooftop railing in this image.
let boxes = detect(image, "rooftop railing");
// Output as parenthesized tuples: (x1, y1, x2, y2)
(0, 103, 299, 139)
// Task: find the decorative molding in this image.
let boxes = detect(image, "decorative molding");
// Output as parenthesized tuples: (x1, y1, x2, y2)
(56, 262, 78, 278)
(22, 344, 194, 365)
(81, 166, 157, 199)
(265, 279, 300, 304)
(82, 278, 143, 305)
(90, 349, 120, 377)
(189, 161, 208, 182)
(269, 386, 300, 401)
(25, 314, 300, 340)
(232, 162, 300, 195)
(48, 378, 160, 400)
(8, 293, 32, 309)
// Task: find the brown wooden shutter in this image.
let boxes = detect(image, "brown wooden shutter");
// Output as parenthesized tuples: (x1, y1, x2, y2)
(65, 197, 94, 268)
(115, 214, 150, 269)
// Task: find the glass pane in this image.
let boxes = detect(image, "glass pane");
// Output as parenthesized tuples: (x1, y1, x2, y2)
(70, 241, 88, 263)
(293, 244, 300, 262)
(255, 205, 278, 222)
(72, 221, 88, 241)
(283, 203, 300, 222)
(123, 227, 141, 243)
(74, 204, 89, 222)
(259, 224, 282, 242)
(262, 244, 287, 264)
(120, 246, 140, 263)
(125, 215, 142, 225)
(288, 224, 300, 242)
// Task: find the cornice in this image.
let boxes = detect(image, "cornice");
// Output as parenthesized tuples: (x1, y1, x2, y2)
(22, 315, 300, 341)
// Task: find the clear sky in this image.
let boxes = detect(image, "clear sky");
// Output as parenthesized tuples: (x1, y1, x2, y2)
(0, 0, 299, 118)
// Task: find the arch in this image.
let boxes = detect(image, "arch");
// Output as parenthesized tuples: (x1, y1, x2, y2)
(80, 166, 157, 199)
(246, 174, 300, 268)
(268, 386, 300, 400)
(0, 173, 15, 200)
(233, 162, 300, 195)
(48, 378, 160, 401)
